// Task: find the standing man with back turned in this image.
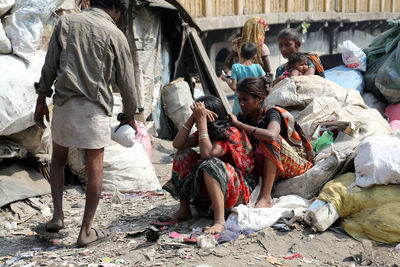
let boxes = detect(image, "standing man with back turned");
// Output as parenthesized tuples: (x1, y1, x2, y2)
(33, 0, 137, 247)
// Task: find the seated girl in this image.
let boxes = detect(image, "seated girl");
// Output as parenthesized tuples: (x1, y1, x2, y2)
(230, 77, 314, 208)
(161, 95, 254, 233)
(274, 28, 325, 85)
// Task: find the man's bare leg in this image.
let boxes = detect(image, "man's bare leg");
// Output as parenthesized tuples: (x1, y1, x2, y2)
(46, 142, 69, 231)
(203, 172, 225, 234)
(77, 148, 104, 245)
(255, 157, 277, 208)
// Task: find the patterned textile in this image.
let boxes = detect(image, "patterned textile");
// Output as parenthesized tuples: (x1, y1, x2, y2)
(255, 106, 314, 179)
(163, 127, 254, 217)
(306, 53, 325, 77)
(232, 17, 268, 71)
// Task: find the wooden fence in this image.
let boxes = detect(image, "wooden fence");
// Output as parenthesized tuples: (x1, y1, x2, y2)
(176, 0, 399, 18)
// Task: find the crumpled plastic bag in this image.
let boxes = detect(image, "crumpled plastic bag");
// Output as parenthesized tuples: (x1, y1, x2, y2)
(337, 40, 367, 71)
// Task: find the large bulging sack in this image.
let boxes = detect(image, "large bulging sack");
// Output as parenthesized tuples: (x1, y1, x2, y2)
(354, 133, 400, 188)
(162, 78, 193, 132)
(318, 173, 400, 244)
(3, 0, 57, 62)
(0, 52, 47, 136)
(68, 142, 160, 192)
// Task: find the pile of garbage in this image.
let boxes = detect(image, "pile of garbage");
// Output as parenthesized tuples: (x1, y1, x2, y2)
(218, 24, 400, 247)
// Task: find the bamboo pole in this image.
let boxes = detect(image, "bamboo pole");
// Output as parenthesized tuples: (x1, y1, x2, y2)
(235, 0, 244, 15)
(263, 0, 270, 13)
(286, 0, 294, 12)
(307, 0, 313, 11)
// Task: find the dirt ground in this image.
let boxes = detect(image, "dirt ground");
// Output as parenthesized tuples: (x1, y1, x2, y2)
(0, 136, 399, 267)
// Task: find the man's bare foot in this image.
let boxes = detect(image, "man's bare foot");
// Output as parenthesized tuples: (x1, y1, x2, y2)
(77, 228, 115, 247)
(204, 221, 225, 234)
(46, 218, 64, 232)
(77, 228, 97, 246)
(255, 197, 273, 208)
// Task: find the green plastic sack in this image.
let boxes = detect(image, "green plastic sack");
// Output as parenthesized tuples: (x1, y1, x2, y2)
(311, 131, 334, 153)
(365, 19, 400, 103)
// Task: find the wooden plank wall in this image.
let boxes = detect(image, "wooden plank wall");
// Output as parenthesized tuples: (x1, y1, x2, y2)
(176, 0, 397, 18)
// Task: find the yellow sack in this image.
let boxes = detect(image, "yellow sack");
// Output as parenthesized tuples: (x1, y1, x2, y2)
(318, 172, 400, 244)
(343, 202, 400, 244)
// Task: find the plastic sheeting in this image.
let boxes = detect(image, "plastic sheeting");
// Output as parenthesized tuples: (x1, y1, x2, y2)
(128, 7, 162, 120)
(365, 19, 400, 104)
(325, 65, 364, 94)
(0, 163, 50, 207)
(0, 19, 12, 54)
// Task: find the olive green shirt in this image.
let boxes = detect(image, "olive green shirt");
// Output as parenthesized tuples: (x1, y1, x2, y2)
(36, 8, 137, 121)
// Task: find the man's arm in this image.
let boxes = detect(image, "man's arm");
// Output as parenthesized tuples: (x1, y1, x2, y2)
(36, 19, 62, 98)
(113, 34, 137, 128)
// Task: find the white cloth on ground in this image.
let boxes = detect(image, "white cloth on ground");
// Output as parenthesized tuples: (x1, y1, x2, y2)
(232, 195, 309, 231)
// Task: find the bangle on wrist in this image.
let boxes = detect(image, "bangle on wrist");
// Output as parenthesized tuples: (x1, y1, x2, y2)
(251, 127, 257, 135)
(182, 125, 190, 131)
(198, 133, 209, 140)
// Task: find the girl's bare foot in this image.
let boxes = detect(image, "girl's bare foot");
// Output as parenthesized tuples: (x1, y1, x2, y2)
(204, 221, 225, 234)
(255, 197, 273, 208)
(164, 209, 192, 221)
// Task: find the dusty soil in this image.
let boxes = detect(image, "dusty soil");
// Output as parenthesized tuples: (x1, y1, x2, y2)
(0, 136, 399, 267)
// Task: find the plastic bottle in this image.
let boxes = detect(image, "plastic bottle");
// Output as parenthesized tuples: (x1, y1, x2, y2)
(304, 199, 339, 232)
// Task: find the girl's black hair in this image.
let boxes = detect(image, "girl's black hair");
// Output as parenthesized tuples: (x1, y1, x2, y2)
(237, 77, 269, 101)
(90, 0, 129, 13)
(288, 52, 308, 66)
(277, 28, 301, 43)
(195, 95, 232, 142)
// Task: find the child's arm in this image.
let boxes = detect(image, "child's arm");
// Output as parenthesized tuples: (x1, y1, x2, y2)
(228, 79, 237, 91)
(304, 67, 315, 75)
(290, 69, 301, 76)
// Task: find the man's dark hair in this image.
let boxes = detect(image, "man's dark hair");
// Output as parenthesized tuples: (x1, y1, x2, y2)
(90, 0, 129, 13)
(240, 42, 258, 60)
(288, 52, 308, 66)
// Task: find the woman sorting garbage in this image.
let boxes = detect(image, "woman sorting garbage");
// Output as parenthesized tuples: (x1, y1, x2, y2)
(231, 77, 315, 208)
(159, 95, 254, 234)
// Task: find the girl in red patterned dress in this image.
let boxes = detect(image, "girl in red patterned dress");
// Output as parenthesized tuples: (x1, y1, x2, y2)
(230, 77, 314, 208)
(162, 95, 254, 234)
